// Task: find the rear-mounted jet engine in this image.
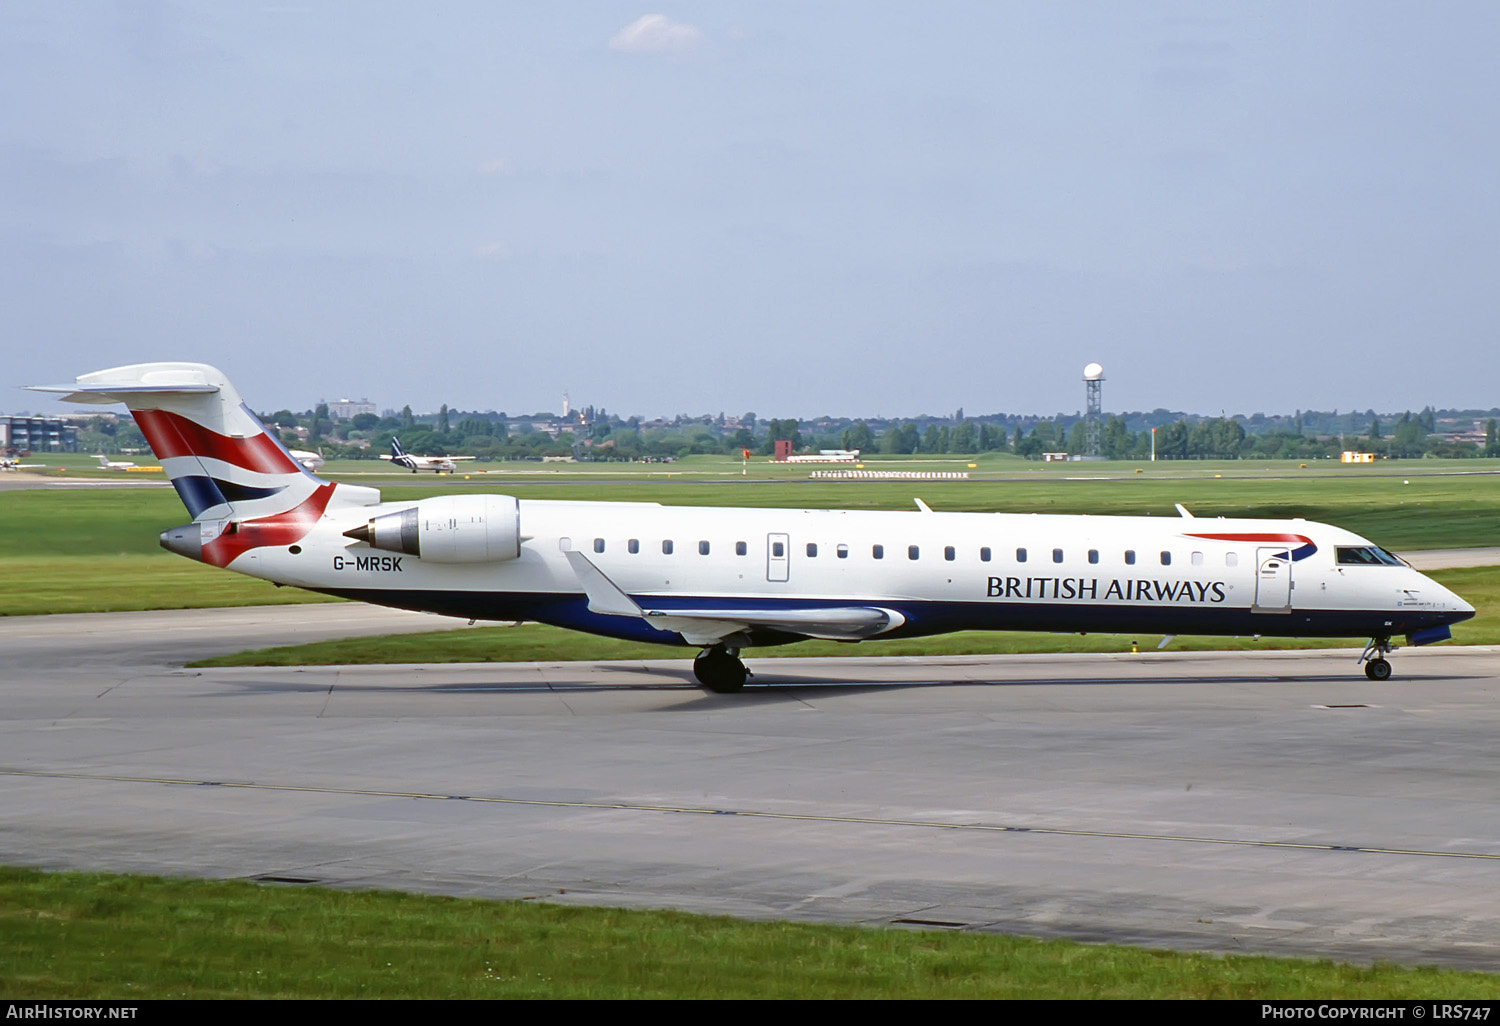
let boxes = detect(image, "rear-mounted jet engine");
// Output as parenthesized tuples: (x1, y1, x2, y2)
(344, 494, 521, 563)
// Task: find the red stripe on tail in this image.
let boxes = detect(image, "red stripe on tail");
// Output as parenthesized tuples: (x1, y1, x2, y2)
(202, 483, 336, 568)
(134, 409, 301, 475)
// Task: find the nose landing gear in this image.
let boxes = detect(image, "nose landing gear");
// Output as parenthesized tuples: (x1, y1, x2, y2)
(693, 644, 750, 693)
(1358, 636, 1395, 681)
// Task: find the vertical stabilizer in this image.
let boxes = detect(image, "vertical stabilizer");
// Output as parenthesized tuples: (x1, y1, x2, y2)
(29, 362, 378, 566)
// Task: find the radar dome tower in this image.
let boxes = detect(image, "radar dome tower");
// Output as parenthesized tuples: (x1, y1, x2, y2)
(1083, 363, 1104, 458)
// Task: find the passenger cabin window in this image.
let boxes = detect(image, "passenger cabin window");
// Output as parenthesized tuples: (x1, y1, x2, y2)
(944, 546, 956, 561)
(1124, 550, 1136, 565)
(1088, 549, 1099, 564)
(837, 544, 849, 559)
(1016, 547, 1028, 563)
(559, 537, 572, 551)
(1226, 552, 1238, 567)
(873, 544, 884, 559)
(593, 538, 605, 554)
(628, 539, 639, 554)
(662, 540, 674, 555)
(1160, 551, 1172, 566)
(699, 541, 711, 555)
(908, 545, 920, 560)
(1337, 546, 1403, 566)
(980, 547, 992, 562)
(772, 541, 784, 557)
(735, 541, 747, 556)
(1052, 548, 1064, 564)
(807, 543, 818, 557)
(1191, 551, 1204, 566)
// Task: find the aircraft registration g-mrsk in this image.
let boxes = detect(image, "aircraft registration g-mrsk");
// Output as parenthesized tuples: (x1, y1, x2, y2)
(31, 362, 1474, 692)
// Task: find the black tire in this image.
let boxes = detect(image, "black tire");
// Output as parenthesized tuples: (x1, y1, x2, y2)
(693, 651, 747, 693)
(1365, 658, 1392, 681)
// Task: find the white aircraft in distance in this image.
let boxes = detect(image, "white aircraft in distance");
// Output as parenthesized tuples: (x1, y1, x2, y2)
(0, 457, 45, 471)
(290, 449, 325, 472)
(32, 363, 1474, 692)
(379, 437, 475, 474)
(96, 454, 138, 470)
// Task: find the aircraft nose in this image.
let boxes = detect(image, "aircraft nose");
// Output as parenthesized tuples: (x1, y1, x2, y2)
(1437, 581, 1476, 620)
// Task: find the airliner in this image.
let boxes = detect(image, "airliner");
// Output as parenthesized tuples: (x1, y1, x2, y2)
(380, 438, 475, 474)
(31, 363, 1474, 692)
(290, 448, 325, 472)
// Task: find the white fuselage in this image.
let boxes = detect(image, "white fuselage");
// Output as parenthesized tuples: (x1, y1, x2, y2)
(224, 498, 1472, 647)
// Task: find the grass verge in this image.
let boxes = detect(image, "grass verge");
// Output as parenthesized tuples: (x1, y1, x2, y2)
(0, 556, 338, 616)
(3, 867, 1496, 999)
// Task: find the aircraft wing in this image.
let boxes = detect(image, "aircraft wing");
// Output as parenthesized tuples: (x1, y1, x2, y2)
(563, 550, 904, 645)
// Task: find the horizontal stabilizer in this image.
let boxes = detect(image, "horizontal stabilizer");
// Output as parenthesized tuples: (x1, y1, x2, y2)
(28, 364, 223, 405)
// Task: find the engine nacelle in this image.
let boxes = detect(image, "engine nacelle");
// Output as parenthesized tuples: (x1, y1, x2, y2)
(344, 494, 521, 563)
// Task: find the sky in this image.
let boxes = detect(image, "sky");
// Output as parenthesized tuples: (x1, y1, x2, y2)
(3, 2, 1497, 420)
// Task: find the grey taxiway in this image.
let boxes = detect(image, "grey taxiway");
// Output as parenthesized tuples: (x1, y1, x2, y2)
(3, 604, 1500, 970)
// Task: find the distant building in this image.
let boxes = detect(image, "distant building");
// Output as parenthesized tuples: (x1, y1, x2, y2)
(324, 397, 377, 420)
(0, 416, 78, 454)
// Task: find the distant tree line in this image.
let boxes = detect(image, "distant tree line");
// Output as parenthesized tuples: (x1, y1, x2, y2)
(72, 403, 1500, 462)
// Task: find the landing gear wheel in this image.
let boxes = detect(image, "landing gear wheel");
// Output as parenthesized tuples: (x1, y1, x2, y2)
(693, 645, 748, 693)
(1358, 636, 1396, 681)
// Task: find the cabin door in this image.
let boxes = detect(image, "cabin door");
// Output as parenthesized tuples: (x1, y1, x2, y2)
(1253, 546, 1292, 613)
(767, 533, 790, 582)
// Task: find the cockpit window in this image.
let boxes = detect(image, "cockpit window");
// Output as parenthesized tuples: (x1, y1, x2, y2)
(1336, 546, 1403, 566)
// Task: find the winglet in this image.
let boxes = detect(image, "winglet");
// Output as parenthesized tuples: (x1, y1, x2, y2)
(563, 550, 643, 617)
(914, 498, 933, 513)
(1175, 503, 1194, 518)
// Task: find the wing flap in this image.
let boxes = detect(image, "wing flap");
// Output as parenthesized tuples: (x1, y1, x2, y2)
(563, 550, 905, 644)
(644, 605, 903, 640)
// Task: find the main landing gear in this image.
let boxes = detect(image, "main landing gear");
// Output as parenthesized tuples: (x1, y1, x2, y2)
(1359, 636, 1395, 681)
(694, 644, 750, 693)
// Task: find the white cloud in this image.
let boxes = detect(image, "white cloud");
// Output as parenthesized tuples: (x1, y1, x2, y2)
(608, 14, 705, 56)
(474, 241, 511, 260)
(478, 158, 512, 176)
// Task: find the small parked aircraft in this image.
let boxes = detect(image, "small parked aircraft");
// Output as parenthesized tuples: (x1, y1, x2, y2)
(379, 438, 475, 474)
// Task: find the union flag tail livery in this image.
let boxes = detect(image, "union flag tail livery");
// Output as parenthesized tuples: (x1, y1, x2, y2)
(30, 361, 1474, 692)
(32, 362, 378, 568)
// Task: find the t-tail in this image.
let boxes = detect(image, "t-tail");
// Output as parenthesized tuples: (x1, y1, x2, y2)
(30, 362, 378, 567)
(389, 437, 417, 470)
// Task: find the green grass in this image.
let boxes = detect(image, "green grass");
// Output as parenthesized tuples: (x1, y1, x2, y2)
(4, 468, 1498, 618)
(3, 867, 1496, 998)
(338, 463, 1500, 550)
(0, 556, 337, 616)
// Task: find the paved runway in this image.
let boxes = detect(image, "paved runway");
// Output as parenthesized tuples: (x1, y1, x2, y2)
(4, 606, 1500, 969)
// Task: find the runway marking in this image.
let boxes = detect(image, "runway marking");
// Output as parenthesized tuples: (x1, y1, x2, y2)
(6, 767, 1500, 862)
